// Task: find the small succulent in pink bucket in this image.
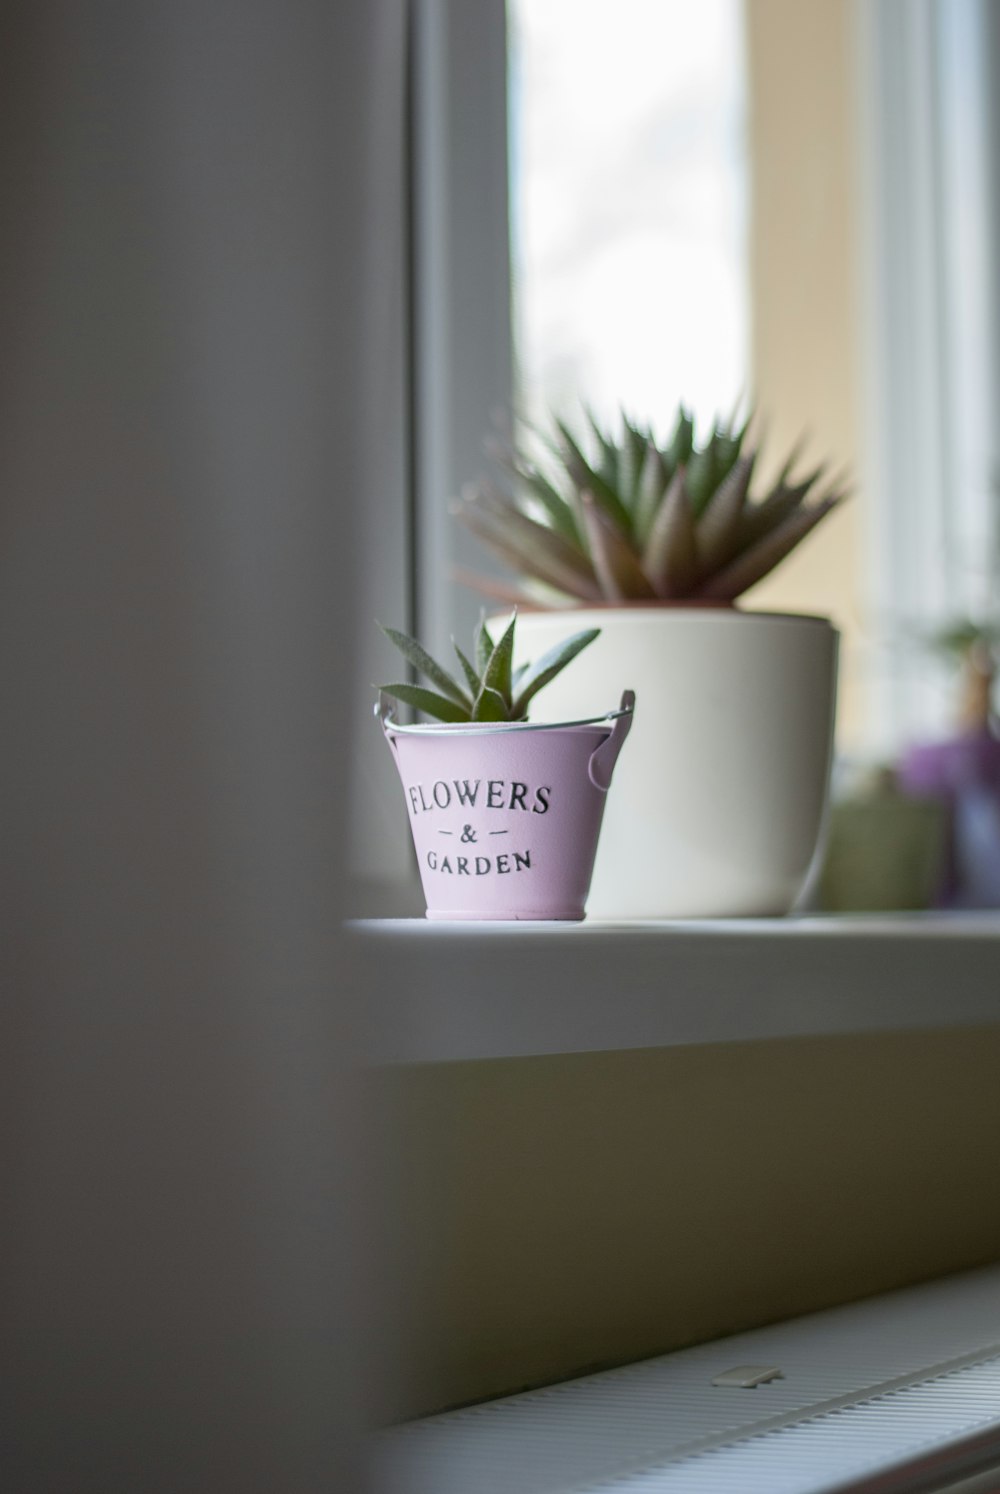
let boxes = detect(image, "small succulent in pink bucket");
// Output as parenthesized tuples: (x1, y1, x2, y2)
(376, 614, 634, 920)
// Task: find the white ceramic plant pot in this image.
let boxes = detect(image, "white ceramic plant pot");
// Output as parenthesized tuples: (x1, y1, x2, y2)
(511, 608, 839, 918)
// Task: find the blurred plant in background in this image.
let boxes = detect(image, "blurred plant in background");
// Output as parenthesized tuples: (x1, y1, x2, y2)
(822, 487, 1000, 912)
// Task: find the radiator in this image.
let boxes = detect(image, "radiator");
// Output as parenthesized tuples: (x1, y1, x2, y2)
(376, 1264, 1000, 1493)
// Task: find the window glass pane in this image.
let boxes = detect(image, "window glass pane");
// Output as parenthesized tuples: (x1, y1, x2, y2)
(504, 0, 999, 772)
(508, 0, 747, 435)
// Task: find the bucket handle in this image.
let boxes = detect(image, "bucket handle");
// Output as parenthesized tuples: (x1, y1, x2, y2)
(375, 692, 401, 754)
(588, 690, 635, 791)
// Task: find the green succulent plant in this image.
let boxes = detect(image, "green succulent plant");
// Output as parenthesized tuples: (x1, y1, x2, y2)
(455, 406, 847, 605)
(377, 612, 599, 723)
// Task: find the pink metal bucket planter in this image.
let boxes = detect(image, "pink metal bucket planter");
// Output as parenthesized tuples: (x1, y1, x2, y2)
(379, 691, 635, 921)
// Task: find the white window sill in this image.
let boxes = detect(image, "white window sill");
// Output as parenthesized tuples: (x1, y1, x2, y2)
(350, 913, 1000, 1065)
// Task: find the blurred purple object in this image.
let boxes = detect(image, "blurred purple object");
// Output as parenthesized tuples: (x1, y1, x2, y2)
(898, 730, 1000, 907)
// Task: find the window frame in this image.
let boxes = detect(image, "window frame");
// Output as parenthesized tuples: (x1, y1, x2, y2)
(360, 0, 1000, 911)
(410, 0, 514, 658)
(352, 0, 513, 914)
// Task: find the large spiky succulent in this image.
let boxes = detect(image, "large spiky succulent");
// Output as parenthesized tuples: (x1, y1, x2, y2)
(377, 612, 599, 723)
(455, 407, 847, 605)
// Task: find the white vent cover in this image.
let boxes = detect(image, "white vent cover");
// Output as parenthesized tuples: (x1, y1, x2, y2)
(375, 1265, 1000, 1494)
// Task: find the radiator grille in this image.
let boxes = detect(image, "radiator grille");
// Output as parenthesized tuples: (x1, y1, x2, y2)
(586, 1355, 1000, 1492)
(376, 1265, 1000, 1494)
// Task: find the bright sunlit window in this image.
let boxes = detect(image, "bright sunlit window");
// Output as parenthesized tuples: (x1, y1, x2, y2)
(508, 0, 747, 437)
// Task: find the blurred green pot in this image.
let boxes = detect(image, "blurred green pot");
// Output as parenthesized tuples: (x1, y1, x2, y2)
(819, 768, 949, 913)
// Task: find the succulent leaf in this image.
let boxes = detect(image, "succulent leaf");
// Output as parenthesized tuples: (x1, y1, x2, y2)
(617, 414, 648, 508)
(697, 496, 842, 601)
(379, 683, 470, 723)
(451, 568, 544, 607)
(776, 431, 810, 486)
(378, 625, 470, 707)
(580, 492, 656, 601)
(740, 465, 825, 546)
(453, 640, 482, 698)
(665, 407, 695, 468)
(554, 418, 633, 536)
(511, 628, 602, 717)
(731, 405, 755, 449)
(488, 449, 580, 544)
(583, 405, 620, 485)
(472, 684, 509, 722)
(685, 428, 742, 516)
(642, 468, 699, 597)
(696, 453, 755, 574)
(633, 441, 669, 544)
(679, 445, 714, 516)
(455, 494, 601, 601)
(475, 615, 494, 675)
(482, 612, 517, 704)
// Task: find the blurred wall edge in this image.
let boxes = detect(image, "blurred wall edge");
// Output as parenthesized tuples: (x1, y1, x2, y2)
(0, 1, 393, 1489)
